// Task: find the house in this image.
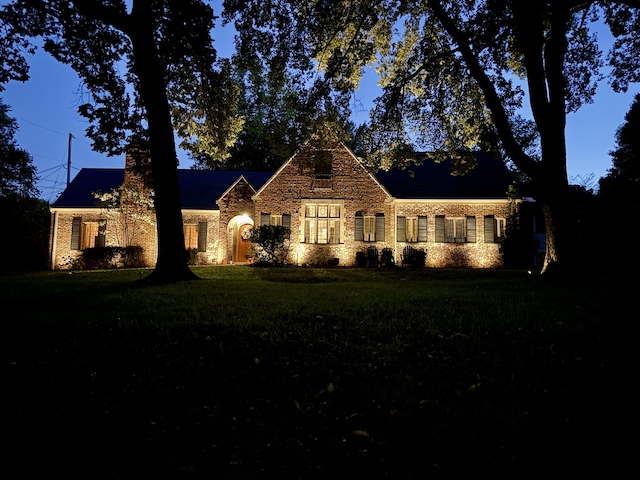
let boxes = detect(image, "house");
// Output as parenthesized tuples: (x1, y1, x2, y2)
(48, 131, 517, 270)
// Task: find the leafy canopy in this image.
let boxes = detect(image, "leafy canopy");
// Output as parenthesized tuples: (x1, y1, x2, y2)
(0, 0, 243, 160)
(0, 98, 38, 198)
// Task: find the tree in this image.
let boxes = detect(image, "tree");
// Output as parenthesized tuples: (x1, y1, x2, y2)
(0, 0, 242, 283)
(226, 0, 640, 276)
(0, 98, 38, 199)
(599, 92, 640, 205)
(94, 184, 155, 247)
(190, 64, 309, 171)
(0, 98, 49, 271)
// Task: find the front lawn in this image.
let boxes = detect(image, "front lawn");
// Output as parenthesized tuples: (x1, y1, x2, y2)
(1, 267, 635, 479)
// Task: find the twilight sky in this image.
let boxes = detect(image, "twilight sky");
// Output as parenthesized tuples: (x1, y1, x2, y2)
(1, 6, 638, 202)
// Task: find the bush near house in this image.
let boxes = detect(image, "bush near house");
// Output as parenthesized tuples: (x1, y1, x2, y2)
(72, 246, 145, 270)
(248, 224, 290, 265)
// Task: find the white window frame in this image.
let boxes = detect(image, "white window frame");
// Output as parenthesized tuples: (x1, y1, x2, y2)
(302, 201, 343, 244)
(184, 224, 198, 249)
(363, 216, 376, 242)
(496, 217, 506, 238)
(406, 217, 418, 243)
(270, 214, 283, 226)
(445, 217, 465, 243)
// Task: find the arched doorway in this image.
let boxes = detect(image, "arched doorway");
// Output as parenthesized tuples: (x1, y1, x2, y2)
(227, 214, 254, 263)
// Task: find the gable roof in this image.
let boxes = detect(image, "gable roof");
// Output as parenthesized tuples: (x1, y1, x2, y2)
(52, 151, 512, 209)
(52, 168, 125, 208)
(374, 152, 513, 199)
(52, 168, 273, 209)
(175, 170, 272, 210)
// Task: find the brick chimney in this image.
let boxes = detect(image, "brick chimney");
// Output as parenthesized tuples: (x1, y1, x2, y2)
(124, 147, 153, 189)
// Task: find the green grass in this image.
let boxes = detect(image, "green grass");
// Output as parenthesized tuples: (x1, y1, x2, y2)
(1, 266, 636, 479)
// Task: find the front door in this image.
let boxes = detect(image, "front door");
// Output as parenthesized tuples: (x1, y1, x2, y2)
(236, 224, 252, 262)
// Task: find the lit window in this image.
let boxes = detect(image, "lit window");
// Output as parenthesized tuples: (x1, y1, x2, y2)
(184, 224, 198, 249)
(270, 215, 282, 226)
(364, 217, 375, 241)
(406, 217, 418, 243)
(436, 215, 476, 243)
(303, 203, 342, 244)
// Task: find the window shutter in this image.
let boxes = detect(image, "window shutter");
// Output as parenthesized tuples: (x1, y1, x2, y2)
(484, 216, 495, 243)
(354, 214, 364, 241)
(375, 214, 385, 242)
(198, 222, 208, 252)
(282, 214, 291, 239)
(435, 216, 445, 243)
(71, 217, 81, 250)
(397, 216, 406, 242)
(466, 216, 477, 243)
(260, 213, 270, 226)
(418, 216, 427, 242)
(96, 220, 107, 248)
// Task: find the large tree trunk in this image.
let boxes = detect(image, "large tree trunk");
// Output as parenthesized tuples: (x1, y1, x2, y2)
(128, 5, 197, 283)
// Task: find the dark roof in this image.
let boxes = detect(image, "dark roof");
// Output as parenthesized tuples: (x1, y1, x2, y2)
(52, 169, 273, 209)
(52, 152, 512, 209)
(52, 169, 124, 208)
(176, 170, 273, 210)
(374, 152, 513, 199)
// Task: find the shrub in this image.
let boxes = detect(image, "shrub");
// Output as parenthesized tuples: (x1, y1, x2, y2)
(381, 248, 395, 267)
(121, 246, 144, 268)
(75, 246, 145, 270)
(355, 251, 367, 267)
(412, 248, 426, 268)
(248, 225, 290, 265)
(186, 248, 199, 265)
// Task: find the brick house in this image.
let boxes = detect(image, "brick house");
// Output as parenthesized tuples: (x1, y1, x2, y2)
(49, 132, 516, 270)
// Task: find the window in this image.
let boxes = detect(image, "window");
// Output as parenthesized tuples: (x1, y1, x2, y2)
(314, 151, 332, 178)
(364, 217, 375, 241)
(397, 216, 426, 242)
(496, 218, 506, 238)
(270, 214, 282, 226)
(260, 213, 291, 239)
(304, 202, 342, 244)
(184, 223, 208, 251)
(484, 216, 506, 243)
(355, 212, 384, 242)
(71, 217, 81, 250)
(198, 222, 208, 252)
(184, 224, 198, 249)
(435, 215, 476, 243)
(312, 151, 333, 189)
(406, 217, 418, 242)
(446, 218, 465, 242)
(72, 217, 106, 250)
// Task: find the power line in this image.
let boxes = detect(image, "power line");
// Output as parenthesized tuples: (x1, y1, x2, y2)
(15, 115, 92, 145)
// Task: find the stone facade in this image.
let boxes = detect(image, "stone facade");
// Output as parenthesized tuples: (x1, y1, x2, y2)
(49, 134, 515, 270)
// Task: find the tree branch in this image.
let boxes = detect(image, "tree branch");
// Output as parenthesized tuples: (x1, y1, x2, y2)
(427, 0, 538, 175)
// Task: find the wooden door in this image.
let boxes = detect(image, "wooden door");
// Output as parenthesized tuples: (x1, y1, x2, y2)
(236, 224, 252, 262)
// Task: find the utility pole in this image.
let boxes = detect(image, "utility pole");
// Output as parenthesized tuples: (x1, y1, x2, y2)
(67, 133, 73, 186)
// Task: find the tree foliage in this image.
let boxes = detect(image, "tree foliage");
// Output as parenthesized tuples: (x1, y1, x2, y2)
(0, 97, 49, 271)
(226, 0, 640, 275)
(0, 98, 38, 199)
(599, 92, 640, 204)
(0, 0, 248, 282)
(93, 184, 155, 247)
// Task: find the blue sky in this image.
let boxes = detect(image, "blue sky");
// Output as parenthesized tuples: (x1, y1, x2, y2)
(1, 8, 638, 202)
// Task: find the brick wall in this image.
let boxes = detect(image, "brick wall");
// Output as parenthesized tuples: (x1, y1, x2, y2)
(255, 142, 392, 266)
(49, 140, 514, 270)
